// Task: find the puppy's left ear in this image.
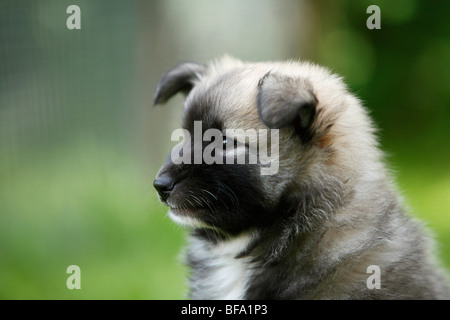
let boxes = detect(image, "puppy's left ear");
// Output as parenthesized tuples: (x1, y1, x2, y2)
(257, 72, 318, 143)
(153, 62, 205, 105)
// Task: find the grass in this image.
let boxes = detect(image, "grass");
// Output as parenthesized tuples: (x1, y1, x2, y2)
(0, 141, 449, 299)
(0, 142, 188, 299)
(392, 159, 450, 268)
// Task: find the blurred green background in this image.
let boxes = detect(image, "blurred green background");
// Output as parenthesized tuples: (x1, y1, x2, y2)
(0, 0, 448, 299)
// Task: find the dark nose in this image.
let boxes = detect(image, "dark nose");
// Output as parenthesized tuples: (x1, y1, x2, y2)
(153, 175, 175, 202)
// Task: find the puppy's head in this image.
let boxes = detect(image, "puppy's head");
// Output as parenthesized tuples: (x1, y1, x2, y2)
(153, 56, 377, 236)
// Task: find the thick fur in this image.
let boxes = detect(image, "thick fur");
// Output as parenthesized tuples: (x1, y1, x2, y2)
(153, 56, 449, 299)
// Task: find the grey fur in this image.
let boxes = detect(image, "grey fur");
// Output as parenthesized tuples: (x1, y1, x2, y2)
(257, 72, 317, 133)
(153, 62, 205, 105)
(154, 56, 450, 300)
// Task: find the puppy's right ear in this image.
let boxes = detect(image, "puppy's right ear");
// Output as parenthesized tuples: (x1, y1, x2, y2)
(153, 62, 205, 105)
(257, 72, 318, 143)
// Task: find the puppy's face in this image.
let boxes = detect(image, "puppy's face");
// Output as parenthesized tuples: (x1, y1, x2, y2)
(153, 57, 326, 235)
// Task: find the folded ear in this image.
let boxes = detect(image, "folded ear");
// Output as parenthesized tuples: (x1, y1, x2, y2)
(257, 72, 318, 143)
(153, 62, 205, 105)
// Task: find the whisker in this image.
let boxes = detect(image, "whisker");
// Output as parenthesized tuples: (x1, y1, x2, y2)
(217, 181, 240, 211)
(201, 189, 218, 201)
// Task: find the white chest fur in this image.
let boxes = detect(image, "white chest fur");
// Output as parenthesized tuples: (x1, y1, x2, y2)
(188, 232, 255, 300)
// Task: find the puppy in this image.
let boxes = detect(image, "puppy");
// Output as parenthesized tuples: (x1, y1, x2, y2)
(153, 56, 449, 299)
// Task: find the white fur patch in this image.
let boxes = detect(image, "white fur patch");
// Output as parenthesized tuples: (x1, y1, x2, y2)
(168, 209, 207, 229)
(189, 232, 255, 300)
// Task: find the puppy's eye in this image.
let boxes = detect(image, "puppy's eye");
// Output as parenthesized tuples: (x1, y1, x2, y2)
(222, 136, 237, 148)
